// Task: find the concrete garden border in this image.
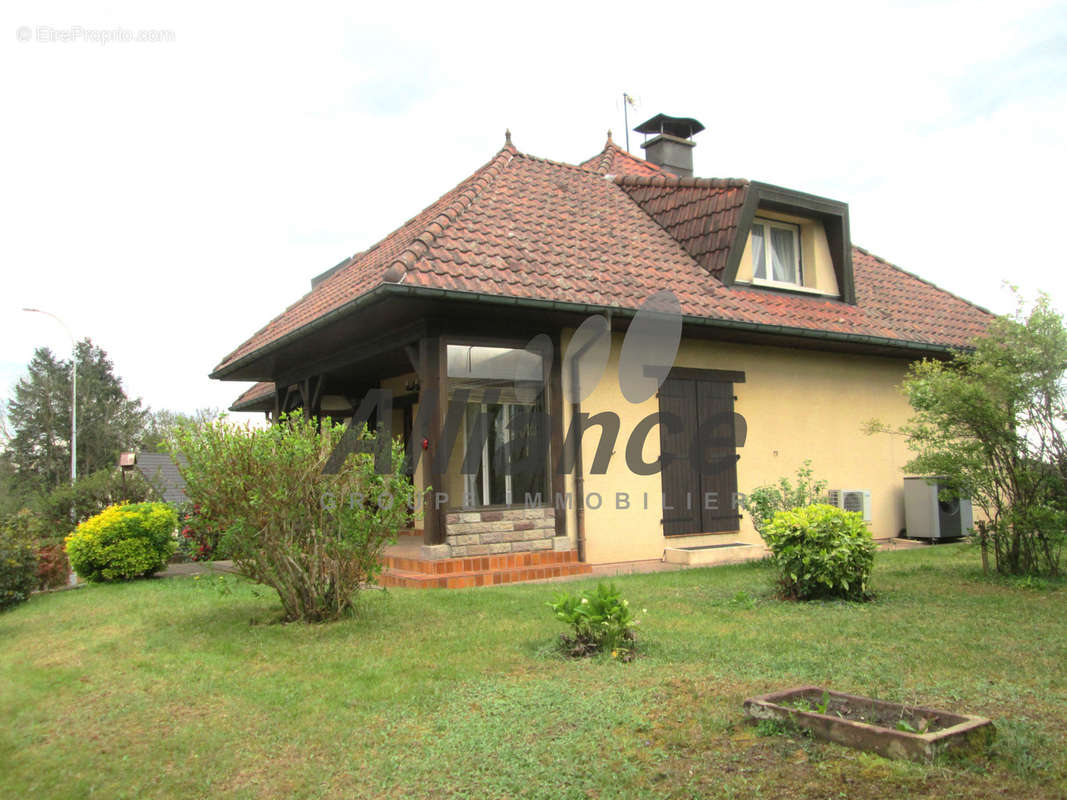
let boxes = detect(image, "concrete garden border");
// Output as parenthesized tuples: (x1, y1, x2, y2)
(743, 685, 995, 761)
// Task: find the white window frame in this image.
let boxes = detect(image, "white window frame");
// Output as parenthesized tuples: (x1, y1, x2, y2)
(750, 217, 803, 288)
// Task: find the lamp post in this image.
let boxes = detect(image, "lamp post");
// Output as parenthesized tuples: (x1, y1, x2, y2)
(22, 308, 77, 487)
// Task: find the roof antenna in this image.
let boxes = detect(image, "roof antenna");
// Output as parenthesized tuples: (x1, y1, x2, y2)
(622, 93, 637, 152)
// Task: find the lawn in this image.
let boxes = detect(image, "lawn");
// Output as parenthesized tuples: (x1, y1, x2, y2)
(1, 545, 1064, 799)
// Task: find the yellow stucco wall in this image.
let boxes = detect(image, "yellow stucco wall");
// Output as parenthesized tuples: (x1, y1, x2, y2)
(564, 332, 916, 563)
(736, 208, 840, 296)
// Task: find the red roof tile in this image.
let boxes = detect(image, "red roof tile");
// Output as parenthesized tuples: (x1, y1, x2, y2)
(215, 145, 518, 372)
(214, 138, 991, 376)
(578, 133, 668, 177)
(231, 381, 274, 410)
(614, 175, 749, 279)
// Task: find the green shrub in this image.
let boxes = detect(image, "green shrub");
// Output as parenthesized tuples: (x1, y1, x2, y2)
(65, 502, 177, 582)
(741, 460, 827, 537)
(36, 468, 159, 537)
(0, 511, 40, 611)
(763, 503, 875, 601)
(171, 415, 416, 623)
(547, 582, 639, 660)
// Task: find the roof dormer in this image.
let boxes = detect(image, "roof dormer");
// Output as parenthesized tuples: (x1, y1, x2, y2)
(724, 182, 854, 303)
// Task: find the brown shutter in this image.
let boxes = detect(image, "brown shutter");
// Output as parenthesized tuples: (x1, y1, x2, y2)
(657, 373, 742, 537)
(696, 380, 740, 532)
(658, 378, 702, 536)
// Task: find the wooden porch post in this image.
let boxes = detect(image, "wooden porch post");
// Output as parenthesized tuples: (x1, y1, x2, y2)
(550, 332, 566, 539)
(419, 335, 448, 546)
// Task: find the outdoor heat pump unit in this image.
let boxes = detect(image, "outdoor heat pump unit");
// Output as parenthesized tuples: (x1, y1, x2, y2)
(828, 489, 872, 524)
(903, 476, 973, 539)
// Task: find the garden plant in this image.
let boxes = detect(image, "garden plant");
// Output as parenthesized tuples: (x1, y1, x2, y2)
(762, 503, 876, 601)
(172, 414, 416, 622)
(547, 581, 639, 660)
(876, 291, 1067, 576)
(65, 502, 177, 582)
(0, 510, 40, 611)
(741, 460, 828, 536)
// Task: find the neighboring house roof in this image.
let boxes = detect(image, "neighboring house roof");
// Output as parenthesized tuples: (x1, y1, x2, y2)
(214, 135, 992, 380)
(135, 453, 187, 505)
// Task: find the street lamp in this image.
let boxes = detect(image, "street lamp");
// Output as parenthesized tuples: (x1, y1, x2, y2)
(22, 308, 77, 486)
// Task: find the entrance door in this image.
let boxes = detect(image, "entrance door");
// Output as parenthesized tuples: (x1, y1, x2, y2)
(657, 372, 742, 536)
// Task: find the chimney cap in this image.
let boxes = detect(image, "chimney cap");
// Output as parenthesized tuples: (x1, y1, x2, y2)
(633, 113, 705, 139)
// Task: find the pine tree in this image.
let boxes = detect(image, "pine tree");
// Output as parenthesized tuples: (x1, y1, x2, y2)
(4, 339, 147, 495)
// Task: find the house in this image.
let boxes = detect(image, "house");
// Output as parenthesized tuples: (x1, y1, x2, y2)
(133, 452, 187, 505)
(215, 114, 990, 583)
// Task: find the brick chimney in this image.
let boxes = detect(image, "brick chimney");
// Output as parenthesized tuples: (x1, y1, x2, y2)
(634, 114, 705, 178)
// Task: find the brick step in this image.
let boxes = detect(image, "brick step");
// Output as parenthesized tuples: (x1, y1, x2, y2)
(379, 559, 592, 589)
(383, 548, 581, 577)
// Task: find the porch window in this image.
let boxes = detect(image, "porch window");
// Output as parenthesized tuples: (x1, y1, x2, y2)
(751, 218, 801, 286)
(447, 344, 549, 508)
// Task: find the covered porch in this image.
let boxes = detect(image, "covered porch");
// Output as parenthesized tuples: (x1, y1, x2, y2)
(223, 293, 590, 584)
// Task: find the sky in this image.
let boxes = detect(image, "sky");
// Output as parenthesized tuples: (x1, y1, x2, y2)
(2, 0, 1066, 426)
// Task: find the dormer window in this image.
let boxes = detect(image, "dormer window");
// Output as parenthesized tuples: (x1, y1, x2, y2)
(750, 218, 801, 286)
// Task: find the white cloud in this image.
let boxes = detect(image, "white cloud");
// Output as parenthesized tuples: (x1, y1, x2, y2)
(1, 0, 1064, 419)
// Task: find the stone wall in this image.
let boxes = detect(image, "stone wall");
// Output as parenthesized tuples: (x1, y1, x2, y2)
(445, 507, 557, 557)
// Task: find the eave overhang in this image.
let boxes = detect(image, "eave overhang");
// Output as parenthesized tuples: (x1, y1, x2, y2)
(211, 282, 970, 385)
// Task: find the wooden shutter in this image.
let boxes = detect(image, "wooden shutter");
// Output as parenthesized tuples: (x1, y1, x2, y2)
(658, 378, 702, 536)
(657, 372, 742, 536)
(696, 380, 740, 532)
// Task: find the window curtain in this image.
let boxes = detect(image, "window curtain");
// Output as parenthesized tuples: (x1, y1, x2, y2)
(769, 227, 797, 283)
(751, 225, 766, 280)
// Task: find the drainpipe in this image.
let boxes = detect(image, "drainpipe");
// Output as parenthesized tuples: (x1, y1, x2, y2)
(569, 312, 611, 563)
(571, 378, 586, 562)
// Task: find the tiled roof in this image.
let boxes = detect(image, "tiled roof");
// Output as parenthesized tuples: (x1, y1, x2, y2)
(614, 175, 749, 279)
(231, 381, 275, 410)
(214, 137, 991, 376)
(578, 132, 668, 177)
(214, 145, 518, 372)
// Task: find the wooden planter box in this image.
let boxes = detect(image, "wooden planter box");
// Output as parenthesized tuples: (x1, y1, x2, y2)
(743, 686, 995, 761)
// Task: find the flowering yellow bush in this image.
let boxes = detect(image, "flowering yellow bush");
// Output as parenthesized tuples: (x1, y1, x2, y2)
(65, 502, 177, 582)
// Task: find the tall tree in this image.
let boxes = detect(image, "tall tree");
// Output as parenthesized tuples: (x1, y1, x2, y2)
(141, 407, 219, 453)
(898, 292, 1067, 576)
(4, 339, 147, 495)
(5, 347, 69, 494)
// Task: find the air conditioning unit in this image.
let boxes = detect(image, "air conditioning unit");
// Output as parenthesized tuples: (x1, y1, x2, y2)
(828, 489, 872, 523)
(903, 476, 973, 539)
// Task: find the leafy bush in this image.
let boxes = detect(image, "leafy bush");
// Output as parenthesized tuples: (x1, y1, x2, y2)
(0, 512, 40, 611)
(741, 460, 827, 537)
(36, 543, 69, 589)
(171, 415, 416, 623)
(176, 504, 226, 562)
(547, 582, 639, 660)
(65, 502, 177, 582)
(763, 503, 875, 601)
(889, 291, 1067, 576)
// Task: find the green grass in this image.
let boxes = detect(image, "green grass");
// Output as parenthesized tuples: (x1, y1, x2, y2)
(1, 545, 1065, 799)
